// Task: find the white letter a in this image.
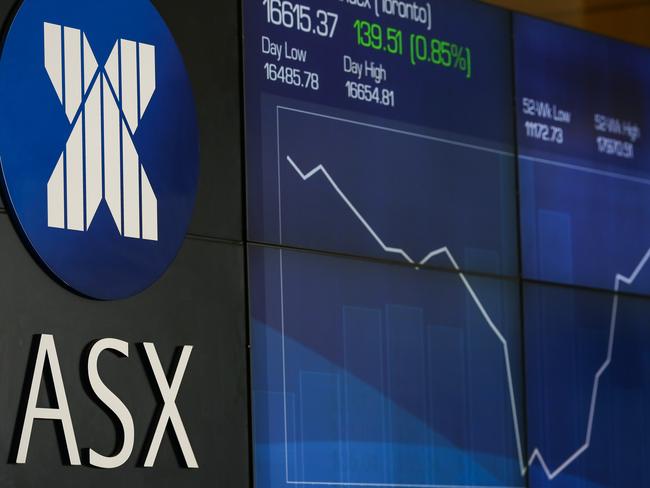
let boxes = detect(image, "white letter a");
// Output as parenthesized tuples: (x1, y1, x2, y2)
(15, 334, 80, 465)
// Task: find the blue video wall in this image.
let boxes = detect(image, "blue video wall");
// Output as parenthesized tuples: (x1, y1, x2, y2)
(515, 15, 650, 488)
(244, 2, 650, 488)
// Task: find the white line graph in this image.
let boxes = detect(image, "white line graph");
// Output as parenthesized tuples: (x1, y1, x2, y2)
(284, 153, 650, 484)
(276, 105, 524, 488)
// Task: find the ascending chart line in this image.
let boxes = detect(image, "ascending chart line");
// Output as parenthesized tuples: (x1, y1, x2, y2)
(286, 154, 648, 482)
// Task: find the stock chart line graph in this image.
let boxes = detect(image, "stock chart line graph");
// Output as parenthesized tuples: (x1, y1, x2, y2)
(285, 154, 650, 483)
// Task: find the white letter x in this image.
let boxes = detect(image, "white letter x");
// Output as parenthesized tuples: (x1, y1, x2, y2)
(142, 343, 198, 469)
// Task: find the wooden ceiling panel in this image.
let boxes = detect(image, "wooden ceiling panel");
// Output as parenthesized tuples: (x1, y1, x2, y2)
(483, 0, 650, 46)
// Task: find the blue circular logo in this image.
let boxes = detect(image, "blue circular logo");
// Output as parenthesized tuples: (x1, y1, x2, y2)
(0, 0, 199, 299)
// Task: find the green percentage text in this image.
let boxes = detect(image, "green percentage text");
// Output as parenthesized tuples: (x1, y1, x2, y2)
(353, 19, 472, 79)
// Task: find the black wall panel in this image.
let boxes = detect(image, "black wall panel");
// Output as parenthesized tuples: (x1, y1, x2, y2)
(152, 0, 244, 242)
(0, 216, 249, 487)
(0, 1, 16, 211)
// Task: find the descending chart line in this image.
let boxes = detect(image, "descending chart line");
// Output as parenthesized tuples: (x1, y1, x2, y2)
(285, 154, 647, 482)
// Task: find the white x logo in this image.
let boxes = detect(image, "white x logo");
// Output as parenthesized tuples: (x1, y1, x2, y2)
(44, 22, 158, 241)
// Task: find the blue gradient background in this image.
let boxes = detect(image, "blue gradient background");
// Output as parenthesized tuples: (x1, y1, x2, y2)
(249, 246, 525, 487)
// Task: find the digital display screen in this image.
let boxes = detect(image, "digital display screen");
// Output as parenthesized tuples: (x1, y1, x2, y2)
(523, 283, 650, 487)
(248, 246, 525, 487)
(244, 2, 650, 488)
(244, 0, 523, 486)
(515, 15, 650, 295)
(514, 15, 650, 488)
(244, 0, 518, 277)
